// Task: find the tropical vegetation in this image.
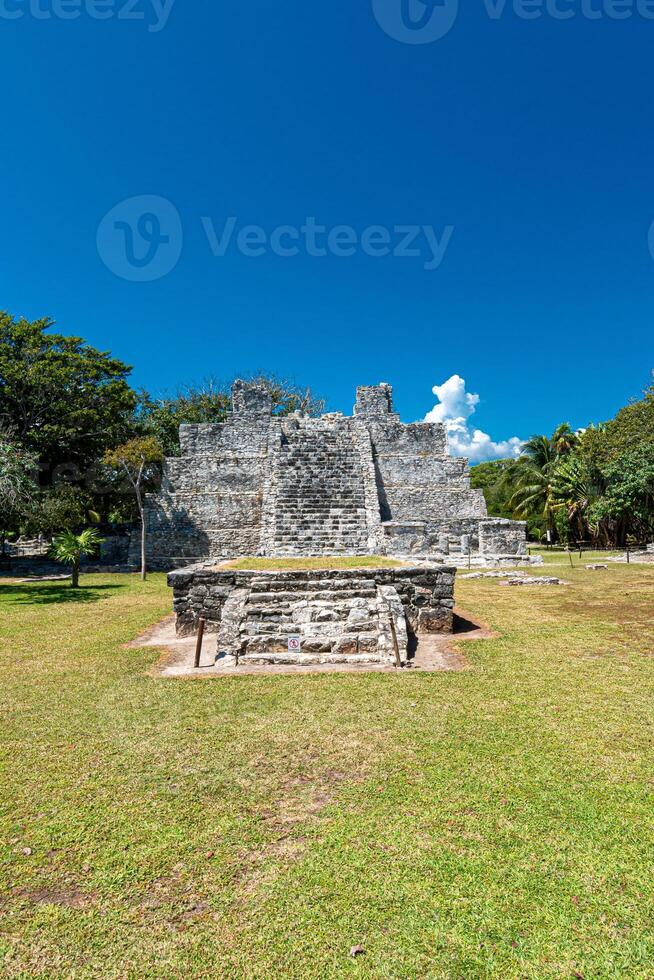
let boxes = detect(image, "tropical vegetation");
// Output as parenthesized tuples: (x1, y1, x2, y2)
(0, 312, 324, 551)
(471, 381, 654, 546)
(49, 528, 104, 587)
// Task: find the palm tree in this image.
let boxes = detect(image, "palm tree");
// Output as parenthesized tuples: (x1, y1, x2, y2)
(509, 459, 557, 538)
(508, 425, 582, 541)
(551, 456, 604, 542)
(521, 434, 556, 470)
(50, 529, 103, 588)
(551, 423, 578, 456)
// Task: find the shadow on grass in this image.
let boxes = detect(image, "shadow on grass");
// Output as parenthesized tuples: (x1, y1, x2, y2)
(0, 583, 122, 605)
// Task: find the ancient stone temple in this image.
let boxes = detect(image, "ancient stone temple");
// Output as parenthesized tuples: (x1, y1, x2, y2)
(140, 380, 526, 569)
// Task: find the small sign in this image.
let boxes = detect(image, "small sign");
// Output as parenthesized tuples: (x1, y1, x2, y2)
(288, 635, 301, 653)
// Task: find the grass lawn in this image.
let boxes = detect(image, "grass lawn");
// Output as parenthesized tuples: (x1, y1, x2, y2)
(528, 548, 622, 568)
(1, 564, 654, 978)
(220, 556, 406, 570)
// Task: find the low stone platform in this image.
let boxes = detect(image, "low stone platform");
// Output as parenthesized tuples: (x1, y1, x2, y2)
(168, 564, 456, 666)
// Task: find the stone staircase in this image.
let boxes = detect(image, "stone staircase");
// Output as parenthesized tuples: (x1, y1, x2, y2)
(215, 575, 408, 665)
(270, 423, 370, 556)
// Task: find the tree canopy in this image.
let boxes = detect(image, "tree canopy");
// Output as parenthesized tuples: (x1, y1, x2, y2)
(137, 374, 325, 456)
(472, 378, 654, 546)
(0, 312, 136, 472)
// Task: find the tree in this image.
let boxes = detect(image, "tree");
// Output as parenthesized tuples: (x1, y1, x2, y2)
(137, 374, 326, 456)
(521, 434, 557, 471)
(551, 423, 578, 456)
(506, 424, 591, 542)
(0, 434, 38, 555)
(551, 454, 604, 541)
(0, 312, 137, 473)
(24, 483, 99, 538)
(594, 444, 654, 544)
(50, 529, 103, 588)
(136, 383, 231, 456)
(509, 459, 557, 540)
(249, 373, 325, 418)
(104, 437, 163, 580)
(601, 381, 654, 458)
(470, 460, 515, 519)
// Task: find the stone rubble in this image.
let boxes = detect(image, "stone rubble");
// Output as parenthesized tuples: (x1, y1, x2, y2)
(460, 570, 528, 580)
(609, 550, 654, 565)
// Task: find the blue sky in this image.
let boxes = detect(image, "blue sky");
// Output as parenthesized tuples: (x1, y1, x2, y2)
(2, 0, 653, 458)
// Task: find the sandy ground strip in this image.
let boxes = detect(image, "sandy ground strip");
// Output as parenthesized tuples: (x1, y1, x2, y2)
(127, 612, 493, 678)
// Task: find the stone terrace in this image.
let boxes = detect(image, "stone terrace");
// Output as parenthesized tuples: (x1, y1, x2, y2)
(140, 380, 528, 568)
(169, 564, 456, 666)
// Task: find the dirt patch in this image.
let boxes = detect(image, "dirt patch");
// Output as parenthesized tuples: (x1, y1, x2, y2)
(234, 770, 352, 896)
(409, 610, 495, 671)
(555, 597, 654, 627)
(130, 608, 495, 679)
(12, 885, 93, 910)
(136, 869, 213, 931)
(124, 614, 176, 649)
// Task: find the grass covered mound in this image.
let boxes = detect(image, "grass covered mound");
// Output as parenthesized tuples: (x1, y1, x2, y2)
(1, 561, 654, 977)
(220, 555, 406, 571)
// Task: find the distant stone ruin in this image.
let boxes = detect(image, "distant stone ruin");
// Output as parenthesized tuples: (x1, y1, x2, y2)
(139, 381, 527, 569)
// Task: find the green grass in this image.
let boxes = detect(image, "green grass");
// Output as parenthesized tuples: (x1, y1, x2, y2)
(1, 565, 654, 978)
(528, 547, 621, 568)
(222, 555, 405, 570)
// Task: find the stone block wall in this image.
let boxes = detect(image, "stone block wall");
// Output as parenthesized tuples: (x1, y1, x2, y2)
(353, 387, 487, 528)
(478, 519, 528, 557)
(141, 380, 527, 566)
(168, 564, 456, 638)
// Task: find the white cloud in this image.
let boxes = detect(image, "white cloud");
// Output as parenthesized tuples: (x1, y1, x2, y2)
(423, 374, 524, 463)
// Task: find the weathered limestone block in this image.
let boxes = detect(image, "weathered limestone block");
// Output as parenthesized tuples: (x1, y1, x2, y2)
(232, 380, 273, 416)
(379, 455, 470, 486)
(384, 488, 487, 522)
(354, 383, 394, 416)
(479, 519, 527, 556)
(163, 457, 264, 494)
(418, 606, 454, 633)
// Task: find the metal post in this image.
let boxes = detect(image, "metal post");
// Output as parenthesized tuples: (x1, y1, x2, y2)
(388, 610, 403, 669)
(194, 616, 206, 669)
